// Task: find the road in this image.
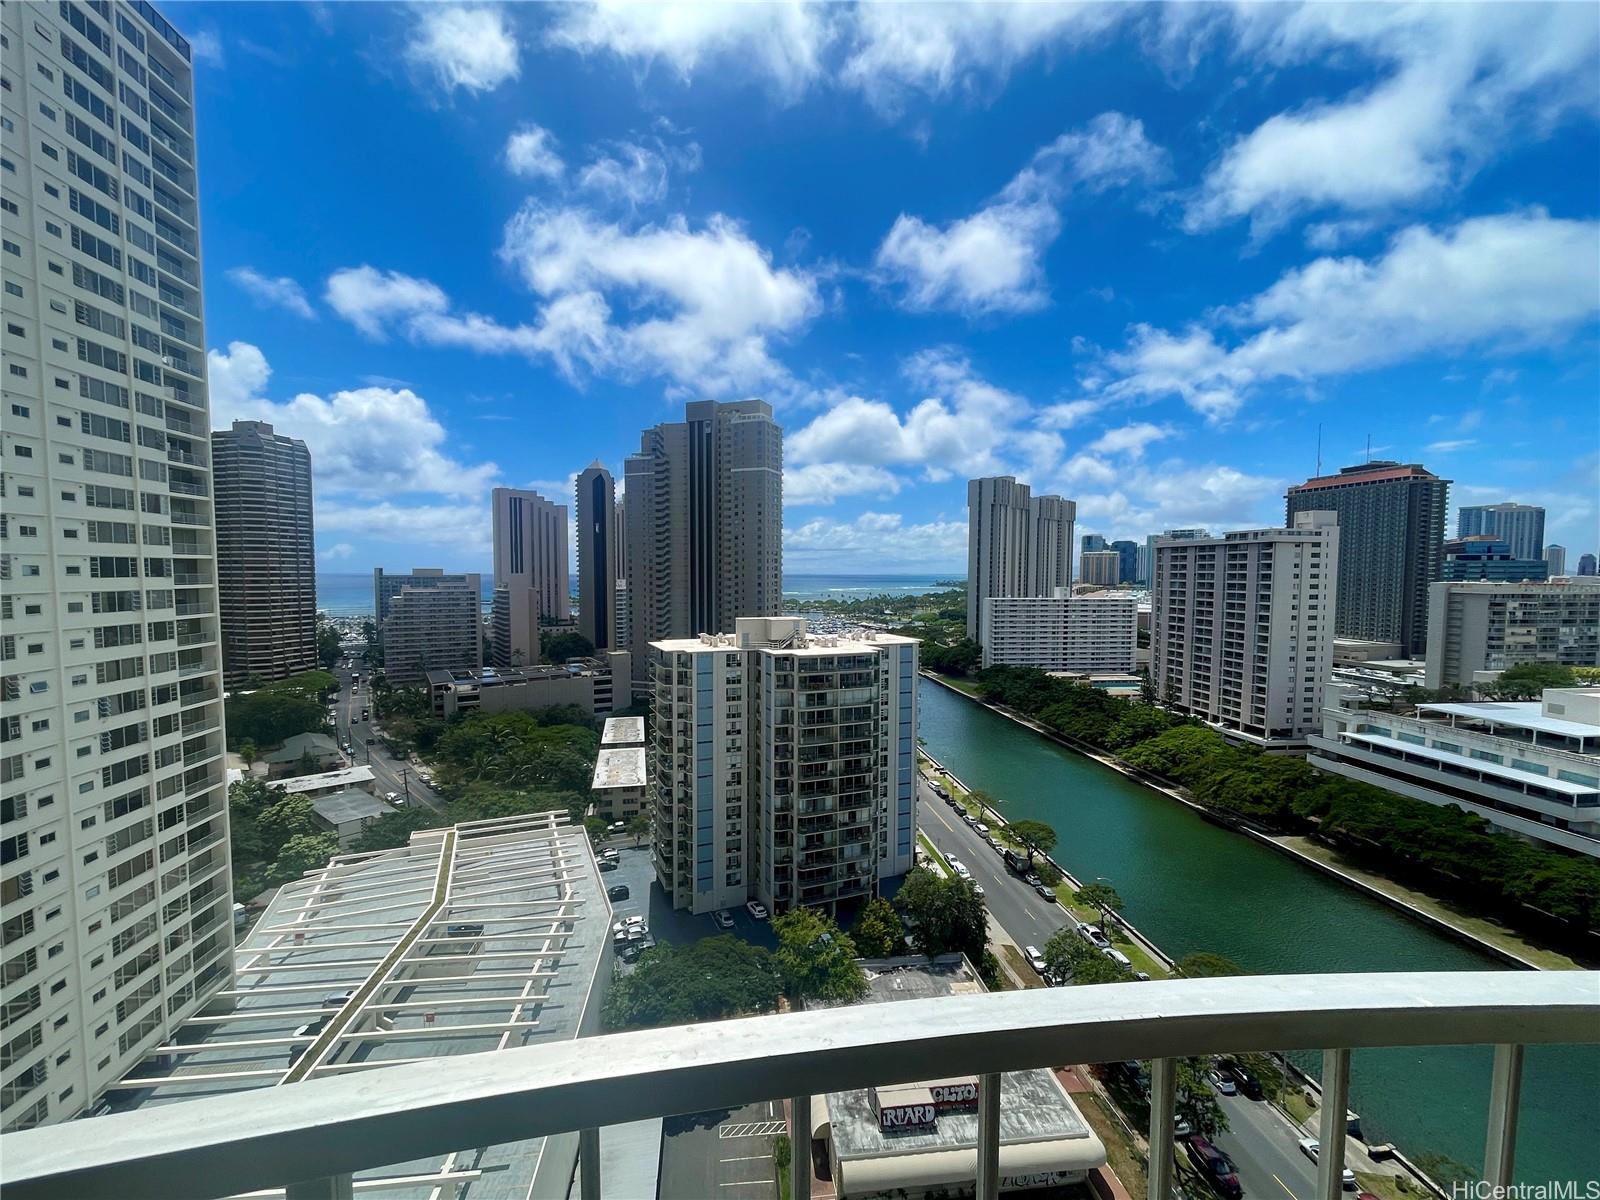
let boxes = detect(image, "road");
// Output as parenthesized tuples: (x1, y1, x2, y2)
(914, 774, 1327, 1200)
(329, 662, 446, 815)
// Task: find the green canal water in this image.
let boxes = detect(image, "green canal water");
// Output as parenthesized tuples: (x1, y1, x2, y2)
(918, 679, 1598, 1186)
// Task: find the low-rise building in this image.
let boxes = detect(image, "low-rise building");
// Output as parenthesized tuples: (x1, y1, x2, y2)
(310, 789, 393, 848)
(260, 732, 344, 780)
(980, 592, 1138, 672)
(426, 652, 632, 720)
(1425, 578, 1600, 689)
(590, 747, 648, 825)
(1309, 686, 1600, 856)
(601, 716, 646, 746)
(808, 955, 1107, 1199)
(276, 764, 377, 800)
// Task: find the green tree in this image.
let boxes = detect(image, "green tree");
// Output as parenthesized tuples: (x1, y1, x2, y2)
(772, 909, 868, 1004)
(272, 832, 340, 880)
(348, 808, 445, 854)
(626, 813, 651, 846)
(1074, 881, 1124, 932)
(602, 937, 782, 1030)
(238, 739, 259, 769)
(317, 622, 342, 671)
(1174, 952, 1245, 978)
(258, 795, 323, 858)
(225, 690, 324, 749)
(1482, 661, 1576, 700)
(544, 631, 597, 663)
(850, 896, 903, 959)
(1042, 927, 1133, 985)
(1176, 1058, 1229, 1137)
(1006, 819, 1057, 866)
(894, 868, 988, 965)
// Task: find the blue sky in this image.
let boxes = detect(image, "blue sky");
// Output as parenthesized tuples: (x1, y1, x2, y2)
(186, 2, 1600, 575)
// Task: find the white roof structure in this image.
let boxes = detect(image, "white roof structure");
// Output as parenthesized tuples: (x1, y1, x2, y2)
(1344, 734, 1597, 798)
(1418, 702, 1598, 740)
(276, 764, 376, 795)
(592, 746, 647, 790)
(600, 716, 645, 746)
(101, 812, 607, 1200)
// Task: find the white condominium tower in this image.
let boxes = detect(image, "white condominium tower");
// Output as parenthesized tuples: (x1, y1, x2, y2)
(574, 462, 616, 652)
(1152, 512, 1339, 749)
(624, 399, 782, 685)
(1, 0, 233, 1129)
(965, 477, 1075, 639)
(649, 618, 919, 916)
(373, 569, 482, 686)
(489, 487, 566, 668)
(212, 420, 315, 688)
(980, 593, 1139, 672)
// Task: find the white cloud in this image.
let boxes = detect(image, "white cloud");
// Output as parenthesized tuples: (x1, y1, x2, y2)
(504, 123, 564, 179)
(324, 266, 448, 338)
(205, 341, 499, 500)
(1303, 218, 1378, 251)
(319, 500, 492, 558)
(1087, 422, 1170, 458)
(784, 462, 903, 507)
(875, 113, 1166, 316)
(576, 140, 687, 207)
(1064, 460, 1286, 541)
(1185, 4, 1600, 233)
(1425, 439, 1477, 453)
(1105, 211, 1600, 422)
(545, 1, 833, 103)
(189, 30, 224, 66)
(407, 5, 520, 94)
(785, 510, 968, 571)
(319, 542, 355, 562)
(228, 267, 316, 319)
(1036, 398, 1103, 430)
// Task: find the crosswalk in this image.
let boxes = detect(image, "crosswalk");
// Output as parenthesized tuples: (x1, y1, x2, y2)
(718, 1120, 788, 1139)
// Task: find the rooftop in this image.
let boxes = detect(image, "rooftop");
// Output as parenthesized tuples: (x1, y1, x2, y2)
(591, 746, 647, 790)
(276, 765, 375, 795)
(260, 731, 340, 764)
(310, 789, 391, 826)
(1417, 701, 1598, 739)
(600, 716, 646, 746)
(425, 663, 610, 689)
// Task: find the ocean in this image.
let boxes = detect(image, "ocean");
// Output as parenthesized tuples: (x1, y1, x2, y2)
(315, 572, 961, 617)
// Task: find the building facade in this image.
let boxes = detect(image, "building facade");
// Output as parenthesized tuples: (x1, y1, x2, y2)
(1457, 503, 1545, 563)
(1078, 549, 1122, 588)
(379, 572, 482, 686)
(0, 0, 234, 1129)
(490, 487, 566, 668)
(624, 399, 783, 683)
(1424, 578, 1600, 689)
(1543, 545, 1567, 578)
(1286, 461, 1448, 658)
(1440, 537, 1548, 583)
(1110, 540, 1139, 587)
(1310, 687, 1600, 856)
(574, 462, 616, 652)
(212, 420, 315, 688)
(648, 618, 918, 916)
(1152, 513, 1339, 748)
(1030, 494, 1074, 599)
(425, 653, 631, 720)
(965, 478, 1076, 638)
(979, 594, 1138, 672)
(1579, 553, 1598, 577)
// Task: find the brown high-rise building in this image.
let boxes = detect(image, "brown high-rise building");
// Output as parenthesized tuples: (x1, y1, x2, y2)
(213, 420, 316, 688)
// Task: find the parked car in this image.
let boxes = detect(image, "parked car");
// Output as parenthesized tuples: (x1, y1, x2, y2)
(1104, 948, 1132, 968)
(972, 883, 985, 897)
(1024, 945, 1047, 974)
(1217, 1058, 1264, 1100)
(598, 859, 619, 873)
(974, 822, 990, 836)
(1079, 924, 1111, 950)
(607, 821, 627, 834)
(1034, 882, 1056, 902)
(746, 900, 769, 920)
(962, 812, 979, 827)
(712, 910, 735, 930)
(607, 884, 630, 901)
(384, 792, 400, 803)
(1297, 1139, 1357, 1190)
(1185, 1135, 1243, 1199)
(1208, 1067, 1238, 1096)
(1024, 872, 1043, 888)
(987, 836, 1004, 852)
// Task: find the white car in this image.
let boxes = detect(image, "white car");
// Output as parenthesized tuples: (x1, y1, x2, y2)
(972, 883, 985, 897)
(1103, 948, 1132, 968)
(746, 900, 769, 920)
(384, 792, 399, 802)
(1079, 924, 1111, 950)
(1208, 1068, 1237, 1096)
(1024, 945, 1047, 974)
(1297, 1139, 1357, 1190)
(974, 823, 990, 835)
(712, 910, 735, 930)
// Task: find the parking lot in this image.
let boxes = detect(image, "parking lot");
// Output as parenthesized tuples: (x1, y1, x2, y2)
(659, 1099, 783, 1200)
(598, 841, 777, 972)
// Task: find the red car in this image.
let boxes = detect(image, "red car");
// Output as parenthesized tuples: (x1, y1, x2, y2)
(1185, 1134, 1243, 1199)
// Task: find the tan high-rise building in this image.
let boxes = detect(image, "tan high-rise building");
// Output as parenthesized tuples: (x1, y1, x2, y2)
(965, 477, 1075, 638)
(490, 488, 567, 668)
(381, 572, 482, 686)
(1078, 549, 1122, 588)
(1152, 512, 1339, 748)
(575, 463, 617, 651)
(0, 0, 234, 1128)
(624, 400, 782, 683)
(212, 421, 315, 688)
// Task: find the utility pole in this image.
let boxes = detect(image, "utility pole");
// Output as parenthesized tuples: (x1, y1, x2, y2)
(401, 768, 411, 805)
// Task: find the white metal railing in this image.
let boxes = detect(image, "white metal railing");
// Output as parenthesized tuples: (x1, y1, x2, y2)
(2, 972, 1594, 1200)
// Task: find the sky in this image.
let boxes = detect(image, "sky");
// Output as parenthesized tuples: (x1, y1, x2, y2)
(185, 1, 1600, 575)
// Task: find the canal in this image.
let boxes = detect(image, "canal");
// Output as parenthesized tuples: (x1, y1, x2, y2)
(918, 678, 1597, 1185)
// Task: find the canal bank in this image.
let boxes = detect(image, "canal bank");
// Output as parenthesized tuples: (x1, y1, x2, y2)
(915, 676, 1600, 1187)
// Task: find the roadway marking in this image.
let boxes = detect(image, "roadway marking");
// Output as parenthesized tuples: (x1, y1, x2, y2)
(721, 1155, 774, 1163)
(720, 1121, 787, 1138)
(719, 1182, 774, 1188)
(1273, 1173, 1301, 1200)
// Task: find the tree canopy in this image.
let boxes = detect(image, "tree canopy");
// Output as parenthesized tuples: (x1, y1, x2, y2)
(544, 632, 596, 663)
(850, 896, 903, 959)
(1042, 927, 1133, 985)
(1007, 819, 1057, 862)
(772, 909, 868, 1003)
(895, 868, 987, 965)
(1074, 882, 1124, 931)
(602, 937, 782, 1030)
(1481, 661, 1577, 700)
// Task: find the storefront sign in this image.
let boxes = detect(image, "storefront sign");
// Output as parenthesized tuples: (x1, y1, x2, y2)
(878, 1102, 937, 1132)
(929, 1081, 978, 1108)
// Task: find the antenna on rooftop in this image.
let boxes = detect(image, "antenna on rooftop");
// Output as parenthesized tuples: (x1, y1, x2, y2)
(1365, 434, 1372, 464)
(1316, 423, 1322, 476)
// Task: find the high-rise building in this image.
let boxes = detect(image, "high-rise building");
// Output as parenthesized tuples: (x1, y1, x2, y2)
(1543, 544, 1568, 578)
(0, 0, 235, 1129)
(1440, 537, 1548, 583)
(1285, 461, 1449, 658)
(1144, 529, 1208, 589)
(648, 618, 918, 915)
(212, 421, 315, 688)
(1080, 533, 1108, 555)
(1110, 540, 1139, 587)
(980, 593, 1138, 672)
(965, 477, 1075, 637)
(1580, 553, 1598, 577)
(1079, 549, 1122, 587)
(373, 568, 482, 675)
(1457, 503, 1545, 563)
(575, 463, 617, 652)
(490, 488, 566, 668)
(624, 400, 783, 682)
(382, 572, 483, 686)
(1152, 513, 1340, 748)
(1424, 578, 1600, 689)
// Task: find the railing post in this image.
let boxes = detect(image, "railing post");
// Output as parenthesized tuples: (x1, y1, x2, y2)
(1315, 1049, 1352, 1200)
(578, 1126, 600, 1200)
(790, 1092, 811, 1200)
(1148, 1057, 1176, 1200)
(285, 1176, 352, 1200)
(976, 1071, 1002, 1200)
(1483, 1043, 1524, 1187)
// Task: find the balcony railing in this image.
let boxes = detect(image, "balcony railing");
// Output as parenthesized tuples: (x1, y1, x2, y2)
(3, 972, 1593, 1200)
